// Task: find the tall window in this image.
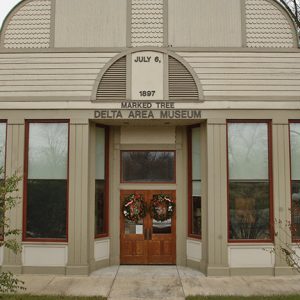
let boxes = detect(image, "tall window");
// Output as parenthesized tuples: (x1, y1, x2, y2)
(290, 122, 300, 241)
(95, 126, 109, 237)
(188, 126, 201, 238)
(24, 121, 69, 241)
(0, 122, 6, 177)
(227, 122, 272, 241)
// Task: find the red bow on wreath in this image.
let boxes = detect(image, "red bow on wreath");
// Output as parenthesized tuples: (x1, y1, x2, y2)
(150, 194, 176, 222)
(123, 193, 147, 223)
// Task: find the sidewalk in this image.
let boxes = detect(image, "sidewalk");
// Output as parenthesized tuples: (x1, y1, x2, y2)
(18, 265, 300, 300)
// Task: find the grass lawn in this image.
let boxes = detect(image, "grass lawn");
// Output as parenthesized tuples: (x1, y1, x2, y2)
(187, 296, 300, 300)
(0, 296, 106, 300)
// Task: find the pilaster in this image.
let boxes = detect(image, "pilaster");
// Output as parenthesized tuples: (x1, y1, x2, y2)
(66, 120, 89, 275)
(2, 120, 24, 273)
(206, 120, 229, 276)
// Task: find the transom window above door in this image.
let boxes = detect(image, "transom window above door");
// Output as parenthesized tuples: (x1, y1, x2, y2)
(121, 151, 176, 183)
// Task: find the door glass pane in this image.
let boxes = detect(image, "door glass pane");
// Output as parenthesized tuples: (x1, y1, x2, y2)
(125, 218, 143, 235)
(290, 123, 300, 180)
(228, 123, 268, 180)
(121, 151, 175, 182)
(153, 218, 171, 234)
(28, 123, 68, 179)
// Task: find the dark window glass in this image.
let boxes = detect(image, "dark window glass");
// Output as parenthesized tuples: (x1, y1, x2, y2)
(95, 127, 108, 236)
(121, 151, 175, 183)
(228, 122, 271, 241)
(26, 180, 67, 239)
(291, 181, 300, 240)
(25, 122, 68, 240)
(188, 126, 201, 238)
(95, 180, 106, 235)
(153, 218, 171, 234)
(192, 195, 201, 236)
(229, 182, 270, 240)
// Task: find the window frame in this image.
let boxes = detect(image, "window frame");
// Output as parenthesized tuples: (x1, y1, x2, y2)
(95, 125, 109, 239)
(0, 120, 7, 178)
(226, 119, 274, 243)
(187, 124, 201, 239)
(289, 120, 300, 243)
(120, 150, 176, 184)
(23, 120, 70, 243)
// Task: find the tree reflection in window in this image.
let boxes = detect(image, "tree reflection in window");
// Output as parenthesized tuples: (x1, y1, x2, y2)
(121, 151, 175, 183)
(228, 123, 271, 241)
(25, 122, 68, 240)
(290, 123, 300, 240)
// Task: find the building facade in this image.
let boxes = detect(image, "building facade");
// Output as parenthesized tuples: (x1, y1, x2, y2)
(0, 0, 300, 276)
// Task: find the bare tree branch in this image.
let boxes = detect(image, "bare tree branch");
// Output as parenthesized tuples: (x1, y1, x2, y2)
(277, 0, 300, 29)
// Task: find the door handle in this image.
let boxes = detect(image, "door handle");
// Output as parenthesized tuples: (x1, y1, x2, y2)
(144, 229, 152, 240)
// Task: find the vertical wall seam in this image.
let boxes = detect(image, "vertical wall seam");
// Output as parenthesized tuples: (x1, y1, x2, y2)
(126, 0, 132, 48)
(80, 125, 84, 265)
(50, 0, 56, 48)
(212, 125, 216, 264)
(240, 0, 247, 47)
(163, 0, 168, 47)
(221, 125, 227, 265)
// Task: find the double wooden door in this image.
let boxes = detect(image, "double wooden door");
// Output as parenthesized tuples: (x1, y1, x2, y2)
(120, 190, 176, 265)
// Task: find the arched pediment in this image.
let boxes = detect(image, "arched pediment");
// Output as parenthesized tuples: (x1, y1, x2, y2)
(92, 48, 204, 102)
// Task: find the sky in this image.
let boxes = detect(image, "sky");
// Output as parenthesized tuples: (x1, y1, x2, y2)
(0, 0, 22, 30)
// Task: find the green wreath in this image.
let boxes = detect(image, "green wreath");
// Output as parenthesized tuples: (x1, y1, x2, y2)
(122, 193, 147, 223)
(150, 194, 176, 222)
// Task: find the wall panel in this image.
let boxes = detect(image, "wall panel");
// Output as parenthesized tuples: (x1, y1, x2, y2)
(0, 53, 116, 100)
(272, 123, 292, 274)
(178, 52, 300, 101)
(2, 123, 24, 272)
(206, 122, 229, 275)
(131, 0, 164, 47)
(168, 0, 242, 47)
(67, 122, 89, 275)
(1, 0, 51, 49)
(245, 0, 296, 48)
(22, 245, 68, 267)
(54, 0, 127, 48)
